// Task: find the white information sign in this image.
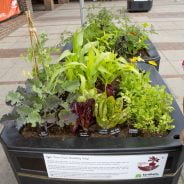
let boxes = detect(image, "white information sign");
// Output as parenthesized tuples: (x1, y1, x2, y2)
(44, 153, 168, 180)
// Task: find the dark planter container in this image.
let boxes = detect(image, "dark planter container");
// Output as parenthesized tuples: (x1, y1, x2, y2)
(1, 63, 184, 184)
(127, 0, 153, 12)
(143, 39, 160, 71)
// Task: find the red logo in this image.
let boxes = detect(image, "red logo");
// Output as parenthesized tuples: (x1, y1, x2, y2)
(138, 156, 160, 171)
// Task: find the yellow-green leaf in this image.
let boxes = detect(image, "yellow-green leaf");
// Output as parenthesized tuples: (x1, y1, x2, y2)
(148, 60, 157, 66)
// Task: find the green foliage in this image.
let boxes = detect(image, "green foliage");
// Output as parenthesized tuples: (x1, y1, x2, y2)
(6, 91, 24, 105)
(83, 8, 155, 58)
(115, 21, 155, 58)
(61, 80, 80, 93)
(57, 30, 72, 48)
(43, 95, 60, 111)
(94, 93, 128, 129)
(87, 7, 114, 27)
(61, 30, 138, 102)
(119, 71, 174, 134)
(6, 77, 78, 129)
(3, 20, 174, 136)
(4, 33, 81, 130)
(26, 33, 59, 78)
(83, 8, 120, 51)
(57, 109, 77, 128)
(73, 29, 84, 53)
(16, 105, 41, 128)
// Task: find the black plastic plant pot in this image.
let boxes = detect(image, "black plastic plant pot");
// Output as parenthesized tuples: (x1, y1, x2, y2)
(127, 0, 153, 12)
(1, 63, 184, 184)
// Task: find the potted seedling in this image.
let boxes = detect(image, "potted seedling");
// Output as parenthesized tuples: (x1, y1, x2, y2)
(0, 10, 184, 184)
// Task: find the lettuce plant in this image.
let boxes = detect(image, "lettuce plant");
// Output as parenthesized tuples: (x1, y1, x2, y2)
(94, 93, 129, 129)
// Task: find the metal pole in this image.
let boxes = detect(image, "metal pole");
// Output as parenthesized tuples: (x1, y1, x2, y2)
(79, 0, 84, 26)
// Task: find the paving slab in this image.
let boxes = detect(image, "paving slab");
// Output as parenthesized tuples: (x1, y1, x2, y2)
(159, 61, 179, 76)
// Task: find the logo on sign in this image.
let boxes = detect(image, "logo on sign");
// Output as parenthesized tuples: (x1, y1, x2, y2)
(135, 174, 142, 178)
(138, 156, 160, 171)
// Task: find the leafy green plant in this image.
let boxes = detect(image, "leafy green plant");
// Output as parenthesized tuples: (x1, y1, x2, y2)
(94, 93, 128, 129)
(4, 33, 79, 131)
(115, 21, 155, 58)
(82, 8, 155, 59)
(3, 25, 174, 137)
(57, 109, 78, 128)
(119, 71, 174, 134)
(6, 91, 24, 106)
(26, 33, 57, 78)
(57, 30, 72, 49)
(61, 30, 139, 102)
(83, 8, 120, 51)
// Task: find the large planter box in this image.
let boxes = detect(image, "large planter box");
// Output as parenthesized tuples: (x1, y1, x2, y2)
(1, 63, 184, 184)
(127, 0, 153, 12)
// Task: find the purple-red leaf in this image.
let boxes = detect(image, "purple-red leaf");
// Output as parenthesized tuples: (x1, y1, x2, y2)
(71, 99, 95, 133)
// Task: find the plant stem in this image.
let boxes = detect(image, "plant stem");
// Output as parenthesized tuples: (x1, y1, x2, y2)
(25, 11, 39, 78)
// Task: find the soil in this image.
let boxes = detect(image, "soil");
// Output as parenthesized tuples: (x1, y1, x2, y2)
(20, 123, 165, 138)
(140, 49, 150, 60)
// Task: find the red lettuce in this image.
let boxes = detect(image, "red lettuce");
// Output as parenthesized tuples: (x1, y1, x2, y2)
(71, 99, 95, 133)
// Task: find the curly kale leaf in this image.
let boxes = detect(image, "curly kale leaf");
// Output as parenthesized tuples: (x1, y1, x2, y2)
(43, 95, 60, 111)
(57, 109, 78, 128)
(6, 91, 24, 106)
(16, 105, 42, 129)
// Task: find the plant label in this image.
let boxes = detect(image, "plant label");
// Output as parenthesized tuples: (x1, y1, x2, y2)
(110, 128, 120, 135)
(98, 129, 109, 135)
(44, 153, 168, 180)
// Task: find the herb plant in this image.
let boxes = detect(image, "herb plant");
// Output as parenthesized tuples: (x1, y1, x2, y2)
(82, 8, 155, 60)
(115, 22, 155, 58)
(119, 71, 174, 134)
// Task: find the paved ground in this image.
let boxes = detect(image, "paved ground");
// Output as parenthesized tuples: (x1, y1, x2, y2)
(0, 0, 184, 183)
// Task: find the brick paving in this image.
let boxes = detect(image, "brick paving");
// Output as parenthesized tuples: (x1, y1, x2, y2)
(162, 74, 184, 79)
(38, 15, 81, 21)
(154, 42, 184, 50)
(0, 48, 27, 58)
(0, 0, 184, 183)
(0, 14, 26, 40)
(0, 11, 47, 40)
